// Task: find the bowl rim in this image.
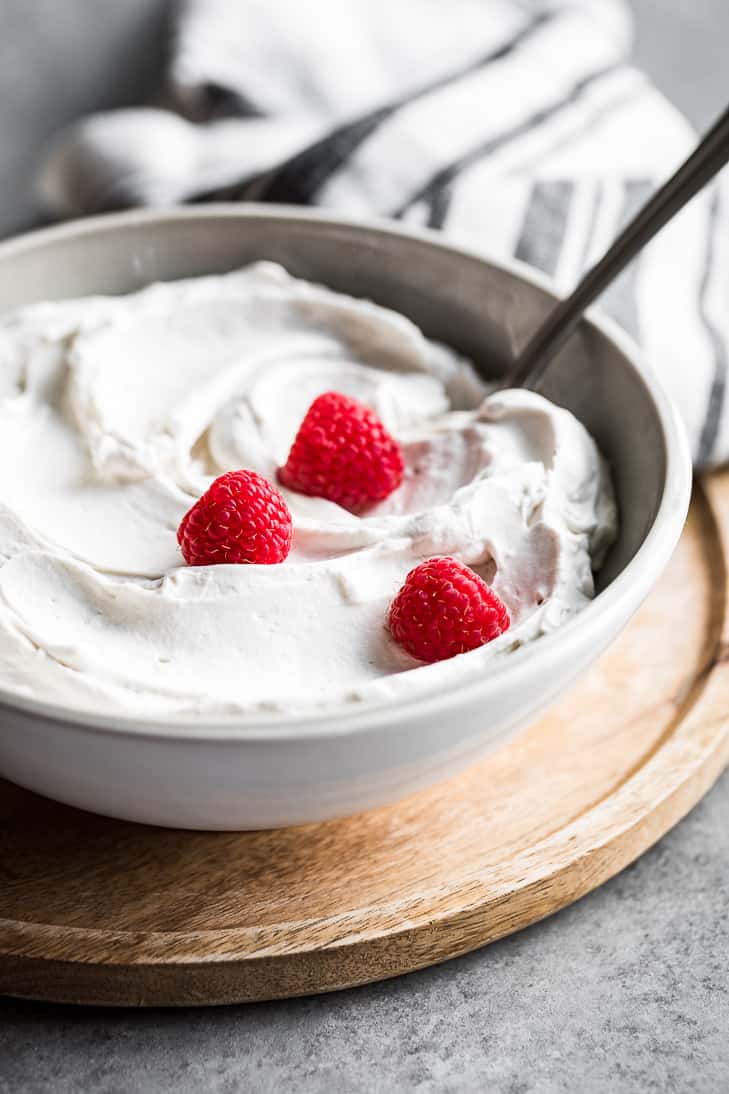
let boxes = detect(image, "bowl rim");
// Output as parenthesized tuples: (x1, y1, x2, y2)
(0, 205, 693, 742)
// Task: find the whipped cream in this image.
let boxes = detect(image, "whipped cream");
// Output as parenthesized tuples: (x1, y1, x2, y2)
(0, 263, 616, 718)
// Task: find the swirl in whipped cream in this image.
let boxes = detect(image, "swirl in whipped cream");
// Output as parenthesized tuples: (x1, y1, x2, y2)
(0, 263, 616, 717)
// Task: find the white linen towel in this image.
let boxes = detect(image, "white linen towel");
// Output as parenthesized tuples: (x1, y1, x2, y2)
(37, 0, 729, 466)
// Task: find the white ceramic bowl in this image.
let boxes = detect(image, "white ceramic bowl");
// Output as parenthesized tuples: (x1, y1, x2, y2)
(0, 207, 691, 829)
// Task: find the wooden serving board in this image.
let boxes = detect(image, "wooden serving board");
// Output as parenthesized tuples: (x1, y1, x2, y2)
(1, 474, 729, 1007)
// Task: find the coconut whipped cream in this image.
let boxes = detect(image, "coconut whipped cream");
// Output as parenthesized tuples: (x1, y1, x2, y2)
(0, 262, 616, 718)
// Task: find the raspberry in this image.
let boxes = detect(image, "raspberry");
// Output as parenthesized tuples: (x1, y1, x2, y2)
(278, 391, 404, 512)
(177, 470, 292, 566)
(388, 556, 510, 663)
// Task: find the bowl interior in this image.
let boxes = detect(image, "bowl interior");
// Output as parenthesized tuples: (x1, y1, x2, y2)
(0, 208, 668, 591)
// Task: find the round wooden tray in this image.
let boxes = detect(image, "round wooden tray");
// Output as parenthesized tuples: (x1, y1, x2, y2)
(1, 475, 728, 1007)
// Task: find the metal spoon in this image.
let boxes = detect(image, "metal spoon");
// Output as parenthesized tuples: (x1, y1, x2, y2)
(506, 102, 729, 390)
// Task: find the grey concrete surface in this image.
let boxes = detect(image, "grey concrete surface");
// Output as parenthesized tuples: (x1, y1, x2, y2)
(631, 0, 726, 128)
(0, 2, 728, 1091)
(0, 0, 168, 237)
(1, 777, 728, 1094)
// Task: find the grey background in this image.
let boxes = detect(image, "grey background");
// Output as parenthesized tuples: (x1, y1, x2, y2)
(0, 2, 728, 1091)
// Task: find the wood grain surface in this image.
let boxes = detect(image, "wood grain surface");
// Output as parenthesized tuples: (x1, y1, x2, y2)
(1, 473, 728, 1007)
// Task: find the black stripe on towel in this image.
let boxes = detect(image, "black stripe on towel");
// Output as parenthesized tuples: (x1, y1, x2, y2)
(514, 180, 575, 277)
(697, 189, 727, 463)
(600, 178, 653, 340)
(391, 65, 620, 220)
(427, 184, 453, 229)
(252, 12, 553, 205)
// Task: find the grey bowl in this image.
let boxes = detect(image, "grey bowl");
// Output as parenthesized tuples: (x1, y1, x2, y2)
(0, 207, 691, 828)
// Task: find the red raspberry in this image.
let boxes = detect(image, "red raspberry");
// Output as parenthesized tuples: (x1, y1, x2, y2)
(388, 556, 510, 663)
(177, 470, 292, 566)
(278, 391, 404, 512)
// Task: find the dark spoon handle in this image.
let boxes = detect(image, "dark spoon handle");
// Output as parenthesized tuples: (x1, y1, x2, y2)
(507, 102, 729, 390)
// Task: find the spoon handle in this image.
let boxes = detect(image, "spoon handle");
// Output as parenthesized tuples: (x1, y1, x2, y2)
(507, 102, 729, 390)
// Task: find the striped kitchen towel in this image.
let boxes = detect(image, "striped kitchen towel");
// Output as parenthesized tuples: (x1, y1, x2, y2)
(37, 0, 729, 466)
